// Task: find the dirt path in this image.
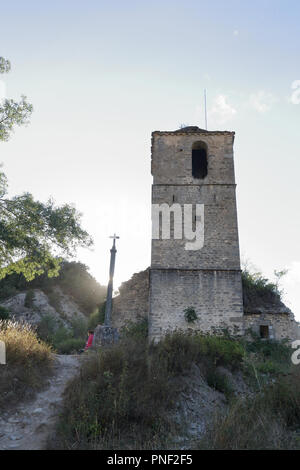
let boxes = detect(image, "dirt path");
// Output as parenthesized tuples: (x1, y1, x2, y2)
(0, 354, 81, 450)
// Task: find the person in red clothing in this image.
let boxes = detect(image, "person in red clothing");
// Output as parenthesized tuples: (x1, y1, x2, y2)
(84, 330, 94, 351)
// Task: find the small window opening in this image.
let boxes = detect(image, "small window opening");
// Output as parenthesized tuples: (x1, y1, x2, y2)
(192, 141, 208, 179)
(260, 325, 269, 339)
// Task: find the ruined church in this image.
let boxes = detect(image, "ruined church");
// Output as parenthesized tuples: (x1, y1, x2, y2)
(112, 127, 299, 342)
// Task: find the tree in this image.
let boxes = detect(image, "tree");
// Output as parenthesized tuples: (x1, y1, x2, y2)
(0, 58, 33, 141)
(0, 58, 93, 280)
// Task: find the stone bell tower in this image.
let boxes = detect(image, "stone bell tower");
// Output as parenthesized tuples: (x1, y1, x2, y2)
(149, 126, 244, 341)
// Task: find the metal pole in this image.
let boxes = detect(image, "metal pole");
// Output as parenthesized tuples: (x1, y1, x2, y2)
(204, 89, 208, 130)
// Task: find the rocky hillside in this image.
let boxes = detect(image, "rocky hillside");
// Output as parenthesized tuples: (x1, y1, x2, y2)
(48, 328, 300, 450)
(0, 260, 106, 316)
(0, 261, 107, 353)
(0, 287, 86, 330)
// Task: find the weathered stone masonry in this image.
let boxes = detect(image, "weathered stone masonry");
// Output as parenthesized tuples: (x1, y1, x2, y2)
(112, 267, 299, 342)
(112, 269, 149, 329)
(149, 127, 244, 342)
(111, 127, 299, 342)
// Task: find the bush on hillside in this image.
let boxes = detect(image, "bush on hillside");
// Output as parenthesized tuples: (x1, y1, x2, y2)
(0, 306, 10, 320)
(49, 330, 245, 450)
(0, 261, 106, 315)
(198, 366, 300, 449)
(0, 320, 53, 409)
(242, 269, 280, 298)
(242, 338, 293, 385)
(24, 289, 35, 308)
(37, 314, 87, 354)
(120, 317, 148, 340)
(56, 338, 85, 354)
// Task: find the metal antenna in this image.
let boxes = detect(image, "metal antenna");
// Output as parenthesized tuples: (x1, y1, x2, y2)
(204, 89, 208, 130)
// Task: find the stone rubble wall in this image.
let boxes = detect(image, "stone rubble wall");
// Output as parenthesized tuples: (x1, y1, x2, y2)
(111, 269, 149, 329)
(244, 312, 300, 342)
(110, 268, 299, 343)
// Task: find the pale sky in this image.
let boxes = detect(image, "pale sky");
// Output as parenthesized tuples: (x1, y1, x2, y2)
(1, 0, 300, 319)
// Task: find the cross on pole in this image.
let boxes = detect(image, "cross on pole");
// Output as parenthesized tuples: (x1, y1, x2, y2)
(104, 234, 120, 327)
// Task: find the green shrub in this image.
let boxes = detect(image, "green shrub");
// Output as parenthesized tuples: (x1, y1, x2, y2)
(121, 318, 148, 339)
(0, 306, 10, 320)
(255, 360, 283, 375)
(37, 314, 88, 354)
(155, 332, 244, 376)
(206, 369, 233, 400)
(70, 317, 87, 339)
(245, 338, 291, 363)
(184, 306, 198, 323)
(24, 289, 35, 308)
(0, 285, 18, 300)
(242, 338, 292, 383)
(55, 338, 85, 354)
(47, 291, 63, 314)
(52, 326, 71, 346)
(242, 269, 279, 297)
(36, 314, 57, 343)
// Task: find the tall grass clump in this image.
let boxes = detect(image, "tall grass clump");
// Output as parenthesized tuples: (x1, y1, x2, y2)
(241, 337, 293, 388)
(0, 320, 53, 409)
(50, 330, 245, 450)
(37, 315, 86, 354)
(198, 365, 300, 450)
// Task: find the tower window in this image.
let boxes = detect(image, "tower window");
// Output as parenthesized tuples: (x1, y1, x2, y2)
(260, 325, 269, 339)
(192, 141, 208, 179)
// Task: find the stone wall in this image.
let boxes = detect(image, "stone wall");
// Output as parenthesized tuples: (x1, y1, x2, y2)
(149, 269, 244, 342)
(151, 130, 241, 271)
(110, 267, 299, 342)
(149, 128, 243, 341)
(244, 312, 300, 342)
(111, 269, 149, 329)
(151, 185, 240, 270)
(151, 129, 236, 187)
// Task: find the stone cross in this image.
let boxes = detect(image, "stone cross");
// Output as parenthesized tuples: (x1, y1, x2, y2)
(104, 234, 119, 327)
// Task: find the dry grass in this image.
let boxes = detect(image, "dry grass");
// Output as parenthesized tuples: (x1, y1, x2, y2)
(0, 320, 53, 410)
(49, 329, 300, 450)
(49, 330, 245, 450)
(198, 366, 300, 450)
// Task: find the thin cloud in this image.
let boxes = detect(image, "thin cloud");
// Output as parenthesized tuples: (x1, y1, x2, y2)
(248, 90, 278, 113)
(289, 80, 300, 105)
(209, 94, 237, 125)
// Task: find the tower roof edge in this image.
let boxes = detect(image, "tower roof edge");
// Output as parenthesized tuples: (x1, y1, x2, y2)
(152, 127, 235, 137)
